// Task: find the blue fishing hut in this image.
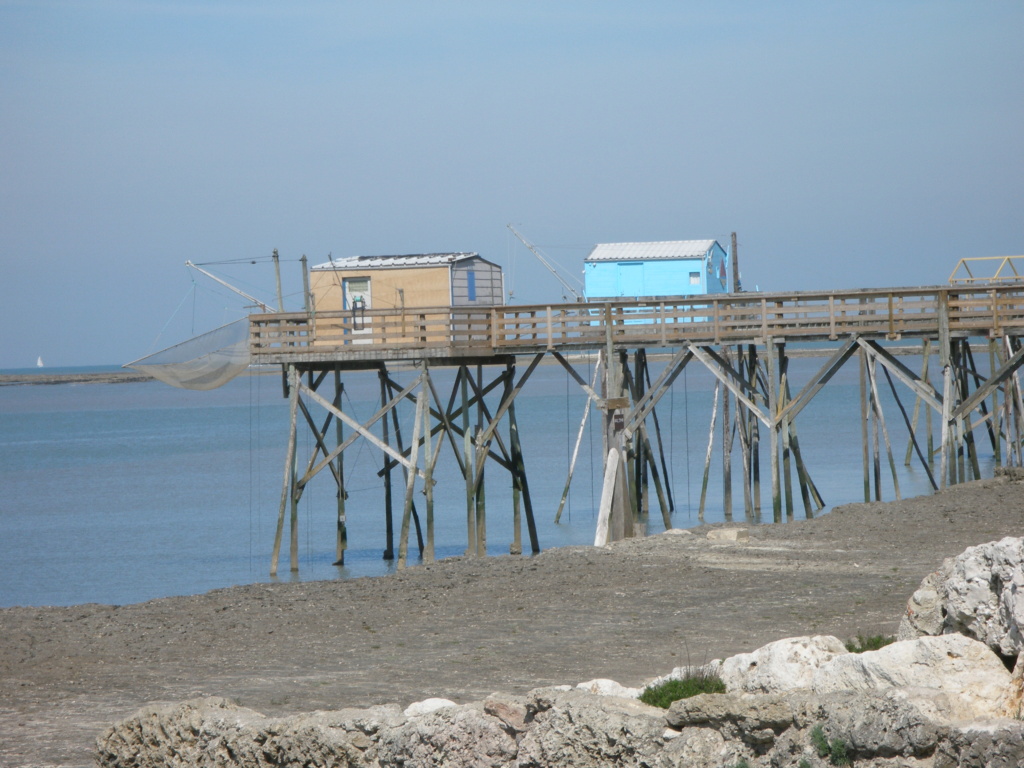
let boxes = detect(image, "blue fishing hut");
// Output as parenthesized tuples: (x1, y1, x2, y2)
(583, 240, 732, 300)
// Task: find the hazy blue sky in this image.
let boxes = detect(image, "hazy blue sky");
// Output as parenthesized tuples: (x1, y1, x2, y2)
(2, 1, 1021, 367)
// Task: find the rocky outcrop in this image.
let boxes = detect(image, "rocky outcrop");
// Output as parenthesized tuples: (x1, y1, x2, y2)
(719, 634, 848, 693)
(96, 696, 403, 767)
(664, 689, 947, 765)
(516, 689, 665, 767)
(376, 701, 518, 767)
(98, 537, 1024, 768)
(811, 634, 1013, 721)
(899, 536, 1024, 658)
(99, 685, 1024, 768)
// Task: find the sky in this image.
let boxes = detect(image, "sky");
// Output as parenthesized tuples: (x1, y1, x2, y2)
(1, 1, 1022, 368)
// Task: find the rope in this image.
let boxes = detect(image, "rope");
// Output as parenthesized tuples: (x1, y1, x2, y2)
(343, 387, 374, 474)
(507, 229, 517, 301)
(191, 255, 303, 266)
(146, 282, 196, 355)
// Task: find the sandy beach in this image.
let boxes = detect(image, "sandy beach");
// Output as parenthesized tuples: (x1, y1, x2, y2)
(2, 473, 1023, 766)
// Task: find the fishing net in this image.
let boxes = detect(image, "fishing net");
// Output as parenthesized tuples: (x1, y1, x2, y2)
(124, 319, 251, 390)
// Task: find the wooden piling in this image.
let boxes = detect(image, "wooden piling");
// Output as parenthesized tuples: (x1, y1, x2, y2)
(333, 369, 347, 565)
(767, 340, 782, 522)
(379, 367, 395, 560)
(397, 370, 426, 569)
(778, 344, 795, 519)
(270, 365, 299, 578)
(698, 381, 720, 520)
(722, 348, 733, 520)
(422, 374, 435, 563)
(555, 354, 600, 524)
(860, 347, 871, 501)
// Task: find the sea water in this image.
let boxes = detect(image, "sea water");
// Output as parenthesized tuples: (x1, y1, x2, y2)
(0, 355, 961, 608)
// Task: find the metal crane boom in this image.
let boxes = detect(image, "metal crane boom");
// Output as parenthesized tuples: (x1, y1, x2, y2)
(185, 260, 273, 312)
(506, 224, 583, 301)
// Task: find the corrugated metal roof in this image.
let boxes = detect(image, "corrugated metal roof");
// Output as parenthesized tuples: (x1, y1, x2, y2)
(311, 252, 479, 270)
(585, 240, 717, 262)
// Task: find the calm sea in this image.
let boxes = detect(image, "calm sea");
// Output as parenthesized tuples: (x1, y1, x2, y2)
(0, 355, 954, 608)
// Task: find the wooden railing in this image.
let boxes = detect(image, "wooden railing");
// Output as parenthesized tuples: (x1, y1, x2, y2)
(250, 285, 1024, 363)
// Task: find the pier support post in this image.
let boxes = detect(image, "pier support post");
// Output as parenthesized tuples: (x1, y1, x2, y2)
(397, 367, 426, 569)
(767, 339, 782, 522)
(333, 369, 347, 566)
(698, 381, 719, 520)
(722, 348, 733, 521)
(270, 365, 299, 578)
(379, 366, 395, 560)
(598, 327, 631, 542)
(422, 372, 435, 563)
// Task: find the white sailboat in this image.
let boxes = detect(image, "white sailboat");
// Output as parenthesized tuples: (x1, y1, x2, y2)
(36, 356, 43, 368)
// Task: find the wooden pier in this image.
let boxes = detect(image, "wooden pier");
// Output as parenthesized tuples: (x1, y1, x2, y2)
(249, 284, 1024, 574)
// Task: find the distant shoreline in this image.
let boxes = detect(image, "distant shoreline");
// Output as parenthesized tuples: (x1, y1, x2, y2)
(0, 370, 156, 386)
(0, 367, 283, 387)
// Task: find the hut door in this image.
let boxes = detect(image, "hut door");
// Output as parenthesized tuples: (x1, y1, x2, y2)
(617, 262, 644, 298)
(342, 277, 372, 343)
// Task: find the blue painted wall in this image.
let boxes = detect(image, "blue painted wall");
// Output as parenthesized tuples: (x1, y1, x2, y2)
(584, 241, 730, 299)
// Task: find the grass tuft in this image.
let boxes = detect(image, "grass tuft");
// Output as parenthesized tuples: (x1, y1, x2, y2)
(844, 634, 895, 653)
(638, 667, 726, 709)
(810, 723, 852, 766)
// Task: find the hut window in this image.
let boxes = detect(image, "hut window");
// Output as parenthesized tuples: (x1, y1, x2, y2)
(689, 271, 701, 285)
(467, 270, 477, 301)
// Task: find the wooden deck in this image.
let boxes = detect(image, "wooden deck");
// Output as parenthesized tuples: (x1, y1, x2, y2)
(250, 284, 1024, 365)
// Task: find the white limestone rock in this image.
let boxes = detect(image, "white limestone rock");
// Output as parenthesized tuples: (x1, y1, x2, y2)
(898, 568, 947, 639)
(719, 635, 849, 693)
(517, 688, 665, 768)
(660, 726, 733, 767)
(575, 678, 641, 698)
(403, 697, 457, 717)
(944, 536, 1024, 657)
(812, 634, 1013, 720)
(899, 536, 1024, 658)
(96, 696, 402, 768)
(706, 528, 749, 542)
(664, 688, 948, 766)
(377, 702, 517, 768)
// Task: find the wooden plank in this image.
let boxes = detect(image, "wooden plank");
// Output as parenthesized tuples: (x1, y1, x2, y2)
(397, 371, 426, 569)
(471, 354, 544, 489)
(857, 339, 943, 413)
(550, 349, 605, 406)
(622, 346, 694, 439)
(555, 354, 601, 523)
(300, 378, 425, 479)
(775, 337, 859, 425)
(689, 345, 771, 429)
(950, 343, 1024, 421)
